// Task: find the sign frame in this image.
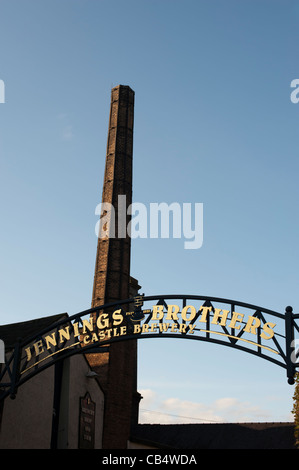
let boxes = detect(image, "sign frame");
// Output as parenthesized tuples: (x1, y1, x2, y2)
(1, 294, 299, 400)
(79, 392, 96, 449)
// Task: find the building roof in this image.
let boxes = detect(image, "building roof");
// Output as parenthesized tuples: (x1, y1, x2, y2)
(0, 313, 68, 349)
(131, 422, 296, 449)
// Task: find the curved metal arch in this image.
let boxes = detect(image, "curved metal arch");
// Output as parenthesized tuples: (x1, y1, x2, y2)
(1, 294, 298, 400)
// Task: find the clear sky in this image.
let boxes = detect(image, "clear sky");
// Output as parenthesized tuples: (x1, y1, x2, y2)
(0, 0, 299, 424)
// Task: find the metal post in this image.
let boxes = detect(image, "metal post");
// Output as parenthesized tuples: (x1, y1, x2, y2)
(50, 360, 64, 449)
(10, 338, 21, 399)
(285, 306, 295, 385)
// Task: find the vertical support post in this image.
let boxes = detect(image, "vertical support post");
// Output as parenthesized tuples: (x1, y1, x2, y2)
(10, 338, 21, 399)
(50, 360, 64, 449)
(285, 306, 295, 385)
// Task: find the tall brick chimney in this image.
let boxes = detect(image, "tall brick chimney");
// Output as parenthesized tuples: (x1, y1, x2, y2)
(88, 85, 138, 449)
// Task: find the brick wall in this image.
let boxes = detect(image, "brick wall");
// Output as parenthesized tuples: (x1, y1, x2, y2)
(88, 85, 138, 449)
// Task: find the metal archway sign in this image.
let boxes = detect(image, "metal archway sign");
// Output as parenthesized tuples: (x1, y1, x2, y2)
(1, 294, 299, 400)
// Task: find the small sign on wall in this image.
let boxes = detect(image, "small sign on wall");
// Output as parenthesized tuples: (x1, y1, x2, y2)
(79, 392, 95, 449)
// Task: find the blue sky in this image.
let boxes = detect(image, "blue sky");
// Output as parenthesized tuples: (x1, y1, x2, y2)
(0, 0, 299, 423)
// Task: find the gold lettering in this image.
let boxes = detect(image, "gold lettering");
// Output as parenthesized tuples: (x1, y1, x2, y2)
(82, 318, 94, 333)
(150, 323, 158, 332)
(25, 347, 32, 361)
(142, 324, 149, 333)
(152, 305, 164, 320)
(166, 304, 180, 321)
(260, 322, 276, 340)
(134, 324, 141, 334)
(179, 324, 187, 333)
(45, 332, 57, 349)
(98, 330, 106, 340)
(181, 305, 196, 322)
(97, 314, 109, 329)
(59, 326, 70, 343)
(34, 340, 44, 356)
(83, 335, 90, 345)
(188, 323, 196, 334)
(106, 328, 112, 338)
(120, 326, 126, 336)
(171, 322, 178, 332)
(211, 308, 229, 326)
(73, 322, 80, 337)
(159, 323, 170, 332)
(199, 306, 212, 323)
(229, 311, 244, 330)
(243, 315, 261, 335)
(112, 309, 123, 326)
(91, 332, 98, 343)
